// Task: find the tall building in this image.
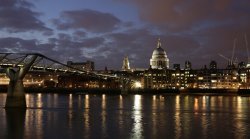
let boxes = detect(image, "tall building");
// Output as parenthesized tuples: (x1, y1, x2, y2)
(150, 38, 169, 69)
(210, 61, 217, 70)
(238, 61, 246, 69)
(122, 56, 131, 71)
(173, 64, 180, 70)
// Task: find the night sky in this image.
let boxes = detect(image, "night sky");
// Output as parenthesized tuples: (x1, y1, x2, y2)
(0, 0, 250, 70)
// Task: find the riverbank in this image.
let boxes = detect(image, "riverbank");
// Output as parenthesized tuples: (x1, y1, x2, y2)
(0, 86, 250, 94)
(0, 87, 179, 94)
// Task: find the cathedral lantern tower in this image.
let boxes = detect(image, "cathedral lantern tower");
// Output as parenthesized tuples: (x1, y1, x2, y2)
(150, 38, 169, 69)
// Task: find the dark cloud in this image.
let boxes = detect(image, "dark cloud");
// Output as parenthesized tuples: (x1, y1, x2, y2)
(56, 33, 105, 48)
(0, 37, 37, 52)
(0, 0, 52, 33)
(124, 0, 250, 31)
(53, 9, 121, 33)
(73, 31, 87, 41)
(81, 37, 105, 48)
(0, 37, 56, 59)
(39, 34, 106, 64)
(58, 33, 72, 41)
(0, 0, 33, 8)
(0, 36, 81, 63)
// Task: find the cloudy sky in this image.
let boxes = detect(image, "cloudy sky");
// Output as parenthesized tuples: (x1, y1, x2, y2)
(0, 0, 250, 70)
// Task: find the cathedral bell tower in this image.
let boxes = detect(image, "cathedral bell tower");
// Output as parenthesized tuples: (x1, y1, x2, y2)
(122, 56, 131, 71)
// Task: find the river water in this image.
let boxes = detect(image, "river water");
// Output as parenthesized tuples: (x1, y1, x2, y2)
(0, 93, 250, 139)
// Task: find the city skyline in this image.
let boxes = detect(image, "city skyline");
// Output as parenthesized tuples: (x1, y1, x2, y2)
(0, 0, 250, 69)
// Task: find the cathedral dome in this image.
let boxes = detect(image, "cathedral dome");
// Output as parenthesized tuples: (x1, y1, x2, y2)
(150, 39, 169, 69)
(152, 47, 167, 58)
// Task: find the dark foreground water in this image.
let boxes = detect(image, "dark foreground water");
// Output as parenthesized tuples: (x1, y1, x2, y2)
(0, 93, 250, 139)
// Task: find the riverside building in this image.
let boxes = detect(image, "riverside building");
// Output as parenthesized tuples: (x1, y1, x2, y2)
(144, 39, 250, 90)
(67, 60, 94, 71)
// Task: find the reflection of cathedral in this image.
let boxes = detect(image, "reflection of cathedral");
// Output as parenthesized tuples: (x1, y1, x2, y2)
(122, 56, 130, 71)
(150, 39, 169, 69)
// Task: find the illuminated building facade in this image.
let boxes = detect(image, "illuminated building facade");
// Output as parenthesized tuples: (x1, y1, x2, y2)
(144, 62, 196, 89)
(144, 69, 172, 89)
(144, 60, 250, 90)
(196, 68, 240, 89)
(67, 60, 94, 71)
(0, 71, 58, 88)
(239, 68, 250, 89)
(57, 74, 120, 89)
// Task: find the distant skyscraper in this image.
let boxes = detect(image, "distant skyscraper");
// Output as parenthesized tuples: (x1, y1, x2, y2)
(173, 64, 180, 70)
(150, 38, 169, 69)
(238, 61, 246, 69)
(122, 56, 130, 71)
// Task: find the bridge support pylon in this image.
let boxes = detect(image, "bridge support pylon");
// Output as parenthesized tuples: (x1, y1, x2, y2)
(5, 55, 37, 108)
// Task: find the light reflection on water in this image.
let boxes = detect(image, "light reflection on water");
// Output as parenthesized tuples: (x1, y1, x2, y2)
(234, 96, 247, 139)
(175, 95, 181, 139)
(84, 94, 90, 139)
(118, 95, 124, 133)
(101, 94, 107, 138)
(131, 95, 142, 139)
(0, 93, 250, 138)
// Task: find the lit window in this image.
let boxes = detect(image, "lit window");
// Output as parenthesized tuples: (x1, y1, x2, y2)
(198, 77, 203, 80)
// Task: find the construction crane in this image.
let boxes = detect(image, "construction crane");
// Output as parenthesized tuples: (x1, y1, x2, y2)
(231, 38, 236, 65)
(219, 33, 250, 68)
(218, 38, 237, 68)
(218, 53, 234, 68)
(218, 53, 230, 62)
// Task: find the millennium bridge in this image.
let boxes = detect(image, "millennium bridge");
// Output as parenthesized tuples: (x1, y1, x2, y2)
(0, 53, 134, 108)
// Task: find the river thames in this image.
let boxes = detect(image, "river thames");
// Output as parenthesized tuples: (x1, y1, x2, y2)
(0, 93, 250, 139)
